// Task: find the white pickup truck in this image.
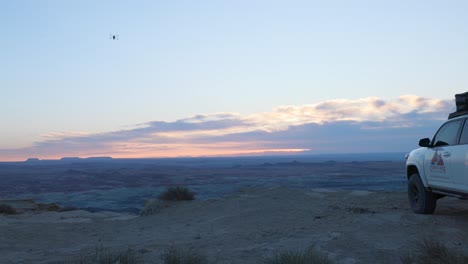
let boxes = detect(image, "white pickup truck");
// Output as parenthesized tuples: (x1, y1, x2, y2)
(406, 93, 468, 214)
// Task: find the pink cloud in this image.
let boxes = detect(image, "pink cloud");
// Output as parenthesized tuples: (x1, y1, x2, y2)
(0, 95, 453, 161)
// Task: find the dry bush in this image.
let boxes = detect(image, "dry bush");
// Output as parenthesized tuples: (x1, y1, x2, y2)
(158, 186, 195, 201)
(161, 246, 207, 264)
(140, 199, 169, 216)
(0, 204, 17, 215)
(75, 245, 143, 264)
(347, 207, 375, 214)
(140, 186, 195, 216)
(263, 247, 334, 264)
(46, 203, 60, 211)
(35, 203, 60, 212)
(58, 206, 80, 212)
(401, 239, 468, 264)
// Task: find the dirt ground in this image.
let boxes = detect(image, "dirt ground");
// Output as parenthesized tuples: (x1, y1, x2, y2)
(2, 187, 468, 264)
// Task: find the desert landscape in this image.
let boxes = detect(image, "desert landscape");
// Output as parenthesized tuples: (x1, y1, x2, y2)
(1, 155, 468, 263)
(0, 155, 406, 213)
(4, 1, 467, 263)
(2, 188, 468, 263)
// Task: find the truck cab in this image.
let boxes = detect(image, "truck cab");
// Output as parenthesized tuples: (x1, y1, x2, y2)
(406, 93, 468, 214)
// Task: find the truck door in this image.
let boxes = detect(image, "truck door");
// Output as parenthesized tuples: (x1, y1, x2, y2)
(424, 119, 463, 189)
(449, 118, 468, 192)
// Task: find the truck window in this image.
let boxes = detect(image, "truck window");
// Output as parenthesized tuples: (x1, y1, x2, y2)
(432, 120, 462, 146)
(459, 119, 468, 144)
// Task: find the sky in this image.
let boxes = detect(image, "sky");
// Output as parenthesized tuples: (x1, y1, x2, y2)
(1, 0, 468, 161)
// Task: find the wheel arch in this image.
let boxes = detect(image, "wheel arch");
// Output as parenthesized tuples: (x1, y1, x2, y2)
(407, 165, 419, 180)
(407, 163, 430, 188)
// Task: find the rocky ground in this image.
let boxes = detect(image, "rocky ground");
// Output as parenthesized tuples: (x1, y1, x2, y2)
(2, 187, 468, 263)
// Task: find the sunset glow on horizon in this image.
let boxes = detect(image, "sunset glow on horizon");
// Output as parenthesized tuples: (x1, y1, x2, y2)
(0, 95, 454, 162)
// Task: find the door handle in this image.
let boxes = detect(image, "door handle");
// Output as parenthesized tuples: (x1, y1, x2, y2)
(443, 152, 451, 157)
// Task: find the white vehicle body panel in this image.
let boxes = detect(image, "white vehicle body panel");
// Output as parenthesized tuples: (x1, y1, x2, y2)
(449, 145, 468, 191)
(406, 115, 468, 195)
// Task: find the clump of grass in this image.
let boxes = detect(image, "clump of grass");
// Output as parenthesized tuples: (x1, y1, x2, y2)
(347, 207, 375, 214)
(140, 199, 169, 216)
(46, 203, 60, 211)
(35, 203, 60, 212)
(158, 186, 195, 201)
(401, 239, 468, 264)
(0, 204, 17, 215)
(263, 247, 334, 264)
(76, 246, 143, 264)
(161, 246, 207, 264)
(141, 186, 195, 216)
(58, 206, 80, 212)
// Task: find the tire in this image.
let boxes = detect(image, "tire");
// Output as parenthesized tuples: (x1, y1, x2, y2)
(408, 173, 437, 214)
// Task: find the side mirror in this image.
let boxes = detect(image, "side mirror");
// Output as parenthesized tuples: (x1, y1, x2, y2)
(419, 138, 431, 147)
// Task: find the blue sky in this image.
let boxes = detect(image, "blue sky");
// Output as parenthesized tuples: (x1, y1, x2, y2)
(1, 1, 468, 161)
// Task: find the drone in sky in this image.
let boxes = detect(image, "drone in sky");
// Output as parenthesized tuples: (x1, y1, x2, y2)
(109, 34, 119, 40)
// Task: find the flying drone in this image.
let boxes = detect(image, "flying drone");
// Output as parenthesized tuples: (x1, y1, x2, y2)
(109, 34, 119, 40)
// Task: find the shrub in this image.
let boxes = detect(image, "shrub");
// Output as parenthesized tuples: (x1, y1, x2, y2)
(161, 246, 207, 264)
(140, 199, 168, 216)
(46, 203, 60, 211)
(347, 207, 375, 214)
(0, 204, 17, 215)
(401, 239, 468, 264)
(158, 186, 195, 201)
(58, 206, 80, 212)
(263, 247, 334, 264)
(35, 203, 60, 212)
(76, 246, 143, 264)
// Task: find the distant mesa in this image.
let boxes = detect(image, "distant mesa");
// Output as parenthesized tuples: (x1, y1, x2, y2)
(61, 157, 113, 162)
(60, 157, 112, 162)
(85, 157, 113, 161)
(25, 158, 40, 163)
(60, 157, 82, 161)
(23, 157, 113, 163)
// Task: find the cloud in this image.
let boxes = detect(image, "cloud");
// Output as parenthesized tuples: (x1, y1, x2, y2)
(0, 95, 454, 161)
(253, 95, 451, 127)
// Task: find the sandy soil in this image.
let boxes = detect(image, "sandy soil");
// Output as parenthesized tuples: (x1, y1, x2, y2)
(2, 187, 468, 264)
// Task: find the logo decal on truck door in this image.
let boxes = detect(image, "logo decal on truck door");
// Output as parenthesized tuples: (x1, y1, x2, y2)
(430, 150, 446, 173)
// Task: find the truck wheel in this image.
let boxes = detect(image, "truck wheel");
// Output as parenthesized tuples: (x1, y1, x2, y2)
(408, 173, 437, 214)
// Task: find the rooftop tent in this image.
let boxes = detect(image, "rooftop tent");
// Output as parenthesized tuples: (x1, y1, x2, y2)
(449, 92, 468, 119)
(456, 92, 468, 111)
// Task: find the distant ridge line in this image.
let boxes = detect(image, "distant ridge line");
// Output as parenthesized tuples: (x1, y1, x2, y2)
(12, 152, 408, 164)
